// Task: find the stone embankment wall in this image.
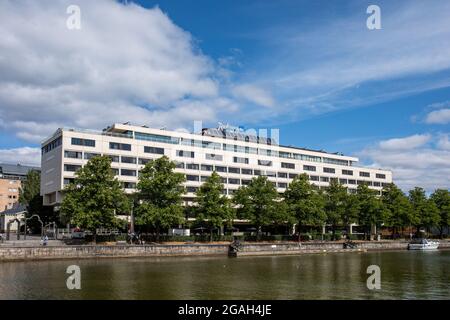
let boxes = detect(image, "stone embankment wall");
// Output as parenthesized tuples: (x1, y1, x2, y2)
(0, 244, 229, 261)
(1, 241, 449, 261)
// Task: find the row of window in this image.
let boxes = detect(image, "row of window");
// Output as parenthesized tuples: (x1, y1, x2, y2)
(42, 136, 62, 155)
(68, 132, 352, 166)
(62, 149, 384, 179)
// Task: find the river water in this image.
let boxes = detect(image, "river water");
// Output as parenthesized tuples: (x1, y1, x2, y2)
(0, 250, 449, 299)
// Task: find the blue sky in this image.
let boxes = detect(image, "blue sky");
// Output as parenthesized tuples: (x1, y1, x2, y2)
(0, 0, 449, 191)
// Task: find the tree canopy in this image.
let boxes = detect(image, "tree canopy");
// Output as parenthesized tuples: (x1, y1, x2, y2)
(135, 156, 186, 239)
(194, 171, 235, 240)
(60, 156, 129, 232)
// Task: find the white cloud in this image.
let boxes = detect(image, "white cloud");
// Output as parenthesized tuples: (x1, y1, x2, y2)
(0, 147, 41, 167)
(359, 133, 450, 192)
(425, 108, 450, 124)
(378, 134, 431, 151)
(437, 134, 450, 150)
(231, 84, 275, 108)
(249, 0, 450, 122)
(0, 0, 239, 142)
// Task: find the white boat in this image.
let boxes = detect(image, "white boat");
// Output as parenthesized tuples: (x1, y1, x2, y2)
(408, 238, 439, 250)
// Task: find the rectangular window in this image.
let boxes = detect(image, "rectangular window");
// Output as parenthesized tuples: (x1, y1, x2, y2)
(63, 178, 75, 185)
(109, 142, 131, 151)
(123, 182, 136, 189)
(258, 160, 272, 166)
(64, 150, 82, 159)
(266, 171, 276, 177)
(200, 176, 209, 182)
(242, 179, 251, 185)
(303, 165, 316, 172)
(310, 175, 319, 181)
(107, 155, 120, 163)
(281, 162, 295, 169)
(254, 170, 262, 176)
(348, 179, 356, 185)
(177, 150, 195, 158)
(339, 178, 347, 184)
(278, 182, 288, 188)
(228, 167, 240, 174)
(144, 146, 164, 154)
(215, 166, 227, 173)
(228, 178, 240, 185)
(241, 168, 252, 175)
(121, 156, 136, 164)
(278, 172, 288, 178)
(64, 164, 81, 172)
(139, 158, 152, 165)
(175, 162, 185, 169)
(376, 173, 386, 179)
(201, 164, 213, 171)
(360, 172, 370, 177)
(373, 181, 381, 187)
(206, 153, 223, 161)
(121, 169, 136, 176)
(72, 137, 95, 147)
(323, 157, 348, 166)
(186, 175, 199, 181)
(186, 163, 199, 170)
(186, 186, 198, 193)
(233, 156, 249, 164)
(84, 152, 100, 160)
(382, 182, 389, 187)
(323, 167, 335, 174)
(342, 170, 353, 176)
(289, 173, 298, 179)
(135, 132, 179, 144)
(320, 177, 329, 182)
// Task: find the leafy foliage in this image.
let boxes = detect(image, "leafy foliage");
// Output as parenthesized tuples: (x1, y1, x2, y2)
(60, 156, 129, 232)
(233, 176, 281, 238)
(194, 171, 235, 240)
(284, 174, 325, 232)
(19, 170, 56, 232)
(135, 156, 186, 238)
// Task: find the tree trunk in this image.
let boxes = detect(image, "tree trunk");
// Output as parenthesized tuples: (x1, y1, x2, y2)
(210, 229, 213, 242)
(257, 225, 262, 241)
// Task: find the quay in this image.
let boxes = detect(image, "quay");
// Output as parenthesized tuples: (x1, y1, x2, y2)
(1, 240, 450, 262)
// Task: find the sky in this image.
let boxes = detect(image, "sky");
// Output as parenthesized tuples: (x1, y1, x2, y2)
(0, 0, 449, 192)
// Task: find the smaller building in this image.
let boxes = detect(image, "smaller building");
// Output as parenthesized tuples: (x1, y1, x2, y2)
(0, 203, 26, 233)
(0, 163, 40, 212)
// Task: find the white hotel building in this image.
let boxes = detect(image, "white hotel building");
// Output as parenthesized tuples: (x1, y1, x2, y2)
(40, 123, 392, 206)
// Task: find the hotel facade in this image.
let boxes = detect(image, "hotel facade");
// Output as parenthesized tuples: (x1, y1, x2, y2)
(40, 123, 392, 207)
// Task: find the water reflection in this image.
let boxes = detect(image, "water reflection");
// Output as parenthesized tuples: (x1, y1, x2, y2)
(0, 251, 448, 299)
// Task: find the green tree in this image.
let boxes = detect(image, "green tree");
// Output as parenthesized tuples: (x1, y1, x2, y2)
(284, 174, 325, 240)
(60, 156, 129, 238)
(135, 156, 186, 241)
(430, 189, 450, 238)
(19, 170, 56, 233)
(342, 192, 359, 237)
(233, 176, 280, 240)
(381, 183, 413, 238)
(324, 179, 347, 237)
(409, 187, 440, 235)
(356, 184, 385, 240)
(195, 172, 235, 241)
